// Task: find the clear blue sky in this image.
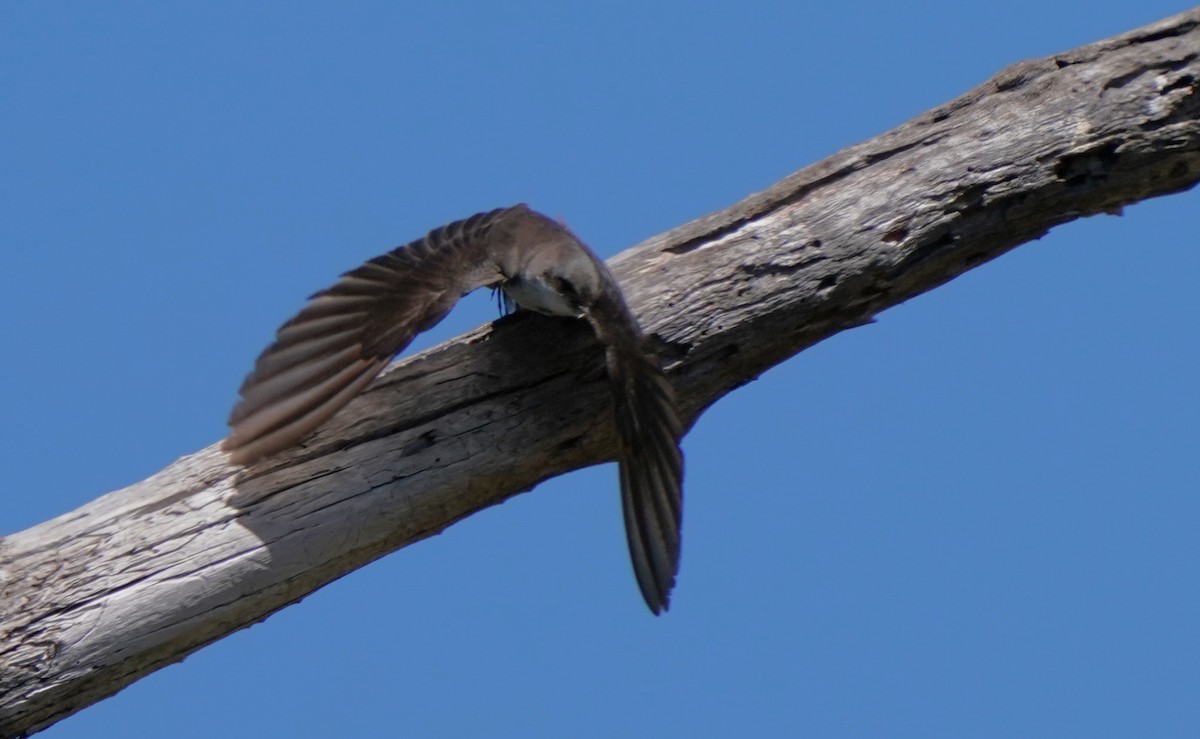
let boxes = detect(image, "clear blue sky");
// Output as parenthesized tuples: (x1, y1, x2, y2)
(4, 2, 1197, 737)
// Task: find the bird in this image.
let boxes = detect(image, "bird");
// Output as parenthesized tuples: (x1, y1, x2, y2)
(222, 204, 684, 614)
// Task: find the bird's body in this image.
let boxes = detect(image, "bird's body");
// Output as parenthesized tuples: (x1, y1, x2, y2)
(223, 205, 684, 613)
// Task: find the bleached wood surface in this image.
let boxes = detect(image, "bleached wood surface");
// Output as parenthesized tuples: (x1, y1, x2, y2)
(2, 8, 1198, 737)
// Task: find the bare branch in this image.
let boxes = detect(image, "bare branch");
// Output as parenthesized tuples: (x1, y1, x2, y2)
(2, 9, 1198, 737)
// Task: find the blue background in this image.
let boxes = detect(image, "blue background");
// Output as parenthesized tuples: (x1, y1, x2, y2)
(3, 3, 1197, 737)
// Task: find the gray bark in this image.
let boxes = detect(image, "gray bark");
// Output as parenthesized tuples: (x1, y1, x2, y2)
(2, 8, 1198, 737)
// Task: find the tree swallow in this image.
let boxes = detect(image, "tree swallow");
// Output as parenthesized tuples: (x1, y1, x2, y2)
(223, 205, 684, 614)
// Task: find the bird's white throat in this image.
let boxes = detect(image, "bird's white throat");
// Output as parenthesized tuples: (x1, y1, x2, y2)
(502, 276, 582, 318)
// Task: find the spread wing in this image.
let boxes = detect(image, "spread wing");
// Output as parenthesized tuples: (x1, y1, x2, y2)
(609, 345, 684, 615)
(587, 285, 685, 615)
(222, 206, 526, 465)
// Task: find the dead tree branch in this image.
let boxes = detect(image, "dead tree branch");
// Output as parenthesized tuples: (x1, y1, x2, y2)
(2, 9, 1198, 737)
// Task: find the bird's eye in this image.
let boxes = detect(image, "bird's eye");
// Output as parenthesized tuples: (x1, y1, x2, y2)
(555, 276, 578, 297)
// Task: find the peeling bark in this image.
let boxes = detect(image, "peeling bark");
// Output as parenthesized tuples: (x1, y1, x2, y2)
(2, 9, 1198, 737)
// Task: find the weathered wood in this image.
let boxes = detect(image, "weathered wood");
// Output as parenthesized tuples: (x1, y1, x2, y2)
(2, 8, 1198, 737)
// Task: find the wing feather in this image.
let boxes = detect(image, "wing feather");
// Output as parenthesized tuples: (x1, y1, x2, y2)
(222, 205, 528, 464)
(609, 345, 684, 614)
(225, 358, 389, 465)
